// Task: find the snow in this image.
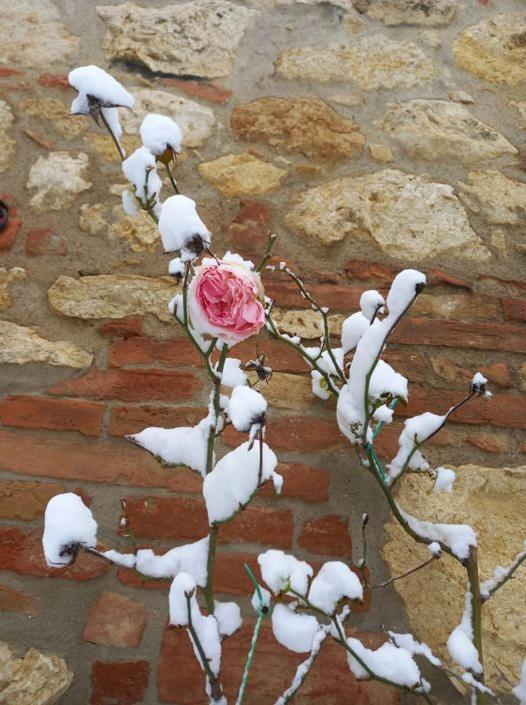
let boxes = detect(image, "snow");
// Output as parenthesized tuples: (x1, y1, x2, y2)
(251, 587, 271, 613)
(42, 493, 98, 567)
(400, 508, 477, 561)
(204, 251, 254, 271)
(220, 359, 247, 388)
(103, 537, 210, 586)
(311, 370, 330, 401)
(169, 573, 222, 677)
(360, 290, 386, 320)
(434, 467, 456, 493)
(122, 146, 162, 208)
(302, 348, 344, 378)
(203, 441, 280, 523)
(128, 417, 211, 476)
(272, 603, 319, 653)
(168, 257, 185, 278)
(227, 386, 267, 432)
(387, 412, 446, 483)
(428, 542, 442, 557)
(513, 660, 526, 704)
(388, 632, 441, 666)
(274, 627, 329, 705)
(140, 113, 182, 155)
(68, 65, 134, 113)
(447, 590, 482, 674)
(308, 561, 363, 614)
(480, 539, 526, 599)
(158, 195, 211, 256)
(122, 189, 138, 216)
(340, 290, 385, 354)
(258, 550, 313, 596)
(101, 105, 124, 141)
(214, 601, 242, 637)
(369, 359, 408, 403)
(373, 404, 394, 424)
(337, 271, 426, 443)
(347, 637, 421, 687)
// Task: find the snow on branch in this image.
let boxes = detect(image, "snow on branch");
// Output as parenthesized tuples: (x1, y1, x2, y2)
(42, 493, 98, 567)
(480, 539, 526, 601)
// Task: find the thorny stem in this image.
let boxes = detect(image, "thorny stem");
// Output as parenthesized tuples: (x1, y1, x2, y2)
(99, 108, 125, 161)
(256, 232, 277, 273)
(185, 592, 224, 703)
(372, 554, 438, 589)
(165, 161, 180, 193)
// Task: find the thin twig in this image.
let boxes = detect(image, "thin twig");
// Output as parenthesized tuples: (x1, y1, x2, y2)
(372, 555, 438, 589)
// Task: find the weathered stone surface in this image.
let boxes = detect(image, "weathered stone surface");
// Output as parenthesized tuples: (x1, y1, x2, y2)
(369, 143, 394, 162)
(275, 37, 436, 89)
(79, 203, 108, 237)
(0, 268, 26, 310)
(363, 0, 457, 26)
(48, 274, 179, 323)
(19, 99, 87, 139)
(108, 209, 160, 251)
(230, 97, 364, 160)
(0, 642, 73, 704)
(86, 133, 140, 162)
(250, 371, 314, 410)
(456, 170, 526, 226)
(453, 13, 526, 86)
(96, 0, 258, 78)
(0, 322, 92, 369)
(0, 101, 15, 174)
(120, 89, 215, 148)
(384, 464, 526, 689)
(381, 100, 517, 164)
(284, 169, 490, 259)
(198, 153, 286, 196)
(510, 100, 526, 128)
(27, 153, 91, 211)
(272, 309, 343, 340)
(0, 0, 79, 69)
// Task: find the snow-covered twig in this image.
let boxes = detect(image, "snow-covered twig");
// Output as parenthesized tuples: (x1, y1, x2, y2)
(480, 540, 526, 602)
(274, 626, 329, 705)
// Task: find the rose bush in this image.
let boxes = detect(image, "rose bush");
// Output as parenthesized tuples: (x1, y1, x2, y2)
(188, 259, 265, 345)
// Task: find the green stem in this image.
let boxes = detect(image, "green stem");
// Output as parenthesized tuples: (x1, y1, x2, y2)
(165, 161, 180, 193)
(185, 593, 223, 702)
(466, 550, 485, 705)
(256, 232, 277, 272)
(99, 108, 125, 161)
(204, 525, 219, 615)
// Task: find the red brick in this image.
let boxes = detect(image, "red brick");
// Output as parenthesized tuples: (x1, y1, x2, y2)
(260, 462, 329, 502)
(383, 350, 425, 383)
(118, 567, 171, 591)
(265, 280, 364, 311)
(162, 78, 231, 103)
(234, 337, 306, 373)
(0, 584, 37, 614)
(84, 591, 147, 647)
(345, 259, 397, 284)
(0, 479, 64, 521)
(123, 496, 293, 548)
(0, 430, 205, 491)
(402, 388, 526, 429)
(298, 515, 352, 558)
(428, 270, 472, 291)
(467, 432, 508, 454)
(480, 362, 512, 388)
(392, 318, 526, 353)
(38, 72, 68, 88)
(100, 317, 144, 339)
(0, 395, 104, 436)
(91, 660, 149, 705)
(25, 229, 67, 256)
(0, 528, 108, 581)
(108, 404, 205, 437)
(158, 623, 398, 704)
(108, 337, 200, 368)
(233, 198, 270, 226)
(0, 67, 23, 77)
(224, 416, 346, 452)
(47, 368, 202, 401)
(502, 298, 526, 322)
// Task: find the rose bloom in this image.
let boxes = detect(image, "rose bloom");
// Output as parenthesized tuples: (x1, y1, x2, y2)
(188, 260, 265, 345)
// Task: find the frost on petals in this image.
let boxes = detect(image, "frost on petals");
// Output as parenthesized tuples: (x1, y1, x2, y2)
(203, 441, 280, 523)
(258, 550, 313, 596)
(272, 603, 319, 653)
(227, 385, 267, 433)
(308, 561, 363, 614)
(42, 493, 98, 567)
(347, 638, 421, 688)
(158, 195, 211, 258)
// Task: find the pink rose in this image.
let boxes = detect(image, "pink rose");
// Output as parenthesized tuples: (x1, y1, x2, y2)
(188, 261, 265, 344)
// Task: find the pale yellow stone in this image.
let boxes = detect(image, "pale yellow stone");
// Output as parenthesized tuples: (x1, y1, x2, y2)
(456, 170, 526, 226)
(87, 133, 141, 162)
(383, 465, 526, 690)
(249, 372, 315, 411)
(0, 321, 92, 368)
(365, 0, 456, 26)
(413, 293, 498, 321)
(510, 101, 526, 128)
(0, 642, 73, 704)
(1, 0, 79, 69)
(108, 208, 160, 251)
(0, 100, 15, 174)
(79, 203, 108, 236)
(369, 143, 394, 163)
(284, 169, 490, 260)
(272, 309, 343, 340)
(198, 153, 287, 197)
(454, 13, 526, 86)
(48, 274, 179, 323)
(329, 94, 364, 108)
(448, 90, 475, 104)
(275, 36, 436, 89)
(19, 98, 87, 139)
(490, 230, 507, 258)
(27, 152, 91, 211)
(382, 100, 517, 165)
(0, 268, 26, 310)
(97, 0, 258, 78)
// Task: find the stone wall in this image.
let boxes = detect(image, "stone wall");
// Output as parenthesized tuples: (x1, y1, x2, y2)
(0, 0, 524, 703)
